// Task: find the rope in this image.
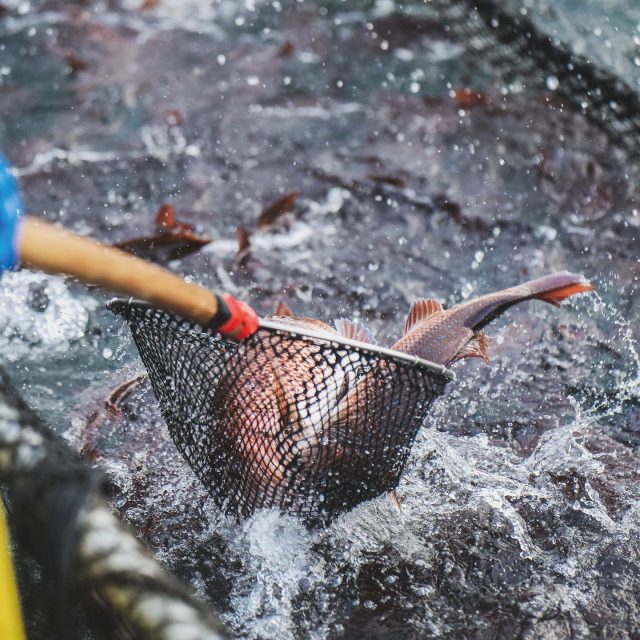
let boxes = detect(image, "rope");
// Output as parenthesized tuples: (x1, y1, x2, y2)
(0, 369, 229, 640)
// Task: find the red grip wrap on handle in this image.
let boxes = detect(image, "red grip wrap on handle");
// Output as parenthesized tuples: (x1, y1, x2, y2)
(217, 293, 259, 340)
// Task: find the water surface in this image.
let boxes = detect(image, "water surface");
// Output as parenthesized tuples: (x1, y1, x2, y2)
(1, 1, 639, 638)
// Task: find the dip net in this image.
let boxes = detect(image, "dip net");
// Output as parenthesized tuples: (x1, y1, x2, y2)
(109, 300, 453, 523)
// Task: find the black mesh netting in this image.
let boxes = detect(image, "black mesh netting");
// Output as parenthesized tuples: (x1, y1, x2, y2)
(109, 300, 453, 524)
(432, 0, 640, 157)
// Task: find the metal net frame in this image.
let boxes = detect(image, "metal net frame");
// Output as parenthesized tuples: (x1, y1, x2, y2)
(109, 300, 453, 524)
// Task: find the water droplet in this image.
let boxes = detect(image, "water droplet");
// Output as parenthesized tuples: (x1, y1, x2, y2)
(394, 47, 414, 61)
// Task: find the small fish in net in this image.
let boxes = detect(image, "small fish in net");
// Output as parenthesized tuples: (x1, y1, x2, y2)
(110, 271, 592, 524)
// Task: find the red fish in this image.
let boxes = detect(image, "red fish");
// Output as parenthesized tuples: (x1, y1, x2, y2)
(215, 272, 593, 515)
(212, 303, 370, 508)
(296, 272, 594, 469)
(392, 271, 594, 365)
(115, 204, 211, 262)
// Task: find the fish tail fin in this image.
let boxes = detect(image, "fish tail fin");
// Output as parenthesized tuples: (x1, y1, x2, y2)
(461, 271, 593, 331)
(522, 272, 594, 307)
(407, 272, 593, 367)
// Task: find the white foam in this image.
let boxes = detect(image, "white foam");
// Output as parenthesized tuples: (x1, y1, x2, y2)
(0, 271, 96, 362)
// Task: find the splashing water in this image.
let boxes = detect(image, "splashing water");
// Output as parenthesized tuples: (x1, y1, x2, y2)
(582, 294, 640, 421)
(224, 513, 326, 639)
(0, 271, 96, 362)
(66, 289, 640, 639)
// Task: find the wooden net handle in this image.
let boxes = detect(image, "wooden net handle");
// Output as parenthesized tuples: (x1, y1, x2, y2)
(18, 216, 221, 326)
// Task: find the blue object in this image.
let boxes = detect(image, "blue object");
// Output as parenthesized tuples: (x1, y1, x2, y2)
(0, 155, 23, 273)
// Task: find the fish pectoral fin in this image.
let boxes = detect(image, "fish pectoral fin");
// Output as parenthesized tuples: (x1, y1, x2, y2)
(404, 298, 444, 335)
(273, 365, 301, 429)
(334, 318, 377, 344)
(274, 300, 294, 316)
(336, 371, 351, 403)
(389, 490, 402, 514)
(316, 371, 352, 426)
(451, 331, 490, 364)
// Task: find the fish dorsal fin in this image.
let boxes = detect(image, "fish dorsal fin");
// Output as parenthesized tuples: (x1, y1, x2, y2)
(274, 301, 294, 317)
(334, 318, 377, 345)
(404, 299, 444, 335)
(451, 331, 490, 364)
(155, 203, 176, 229)
(272, 364, 300, 428)
(236, 226, 251, 255)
